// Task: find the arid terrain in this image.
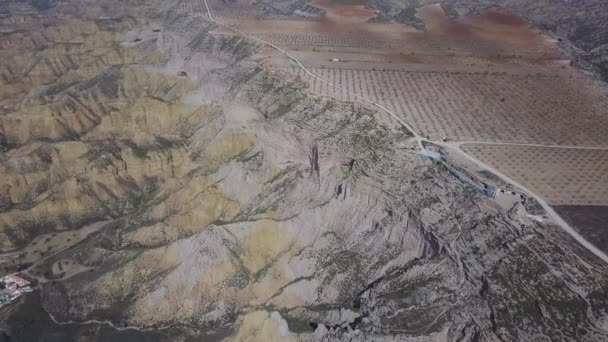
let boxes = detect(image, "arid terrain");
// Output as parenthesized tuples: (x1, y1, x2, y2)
(196, 0, 608, 257)
(0, 0, 608, 341)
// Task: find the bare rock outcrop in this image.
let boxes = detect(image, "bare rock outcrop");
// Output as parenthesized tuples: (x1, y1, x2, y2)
(0, 1, 608, 342)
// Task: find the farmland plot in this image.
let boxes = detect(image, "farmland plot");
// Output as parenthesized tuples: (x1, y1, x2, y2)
(284, 66, 608, 146)
(555, 206, 608, 254)
(205, 0, 263, 17)
(217, 2, 563, 58)
(286, 51, 572, 69)
(256, 32, 562, 58)
(462, 144, 608, 205)
(173, 0, 209, 17)
(254, 32, 409, 50)
(173, 0, 269, 18)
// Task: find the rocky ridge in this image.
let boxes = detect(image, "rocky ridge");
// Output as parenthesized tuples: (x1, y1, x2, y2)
(0, 1, 608, 341)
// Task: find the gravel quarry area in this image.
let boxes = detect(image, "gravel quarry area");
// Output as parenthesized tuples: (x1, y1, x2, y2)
(1, 0, 608, 341)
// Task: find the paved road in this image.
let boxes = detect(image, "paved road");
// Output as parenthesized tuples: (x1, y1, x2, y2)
(202, 0, 608, 265)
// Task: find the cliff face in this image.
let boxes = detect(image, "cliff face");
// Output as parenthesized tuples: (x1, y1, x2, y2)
(1, 1, 608, 341)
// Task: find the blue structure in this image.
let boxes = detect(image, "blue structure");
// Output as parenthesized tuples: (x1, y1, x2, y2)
(420, 148, 496, 198)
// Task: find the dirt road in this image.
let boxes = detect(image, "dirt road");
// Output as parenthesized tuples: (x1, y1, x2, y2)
(202, 0, 608, 265)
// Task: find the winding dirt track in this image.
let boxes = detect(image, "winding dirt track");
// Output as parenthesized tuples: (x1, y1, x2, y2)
(202, 0, 608, 266)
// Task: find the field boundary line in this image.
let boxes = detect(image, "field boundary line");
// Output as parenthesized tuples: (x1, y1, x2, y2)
(441, 144, 608, 265)
(458, 141, 608, 150)
(201, 0, 608, 265)
(202, 0, 424, 147)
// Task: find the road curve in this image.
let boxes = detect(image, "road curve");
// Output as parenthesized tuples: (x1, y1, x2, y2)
(201, 0, 608, 265)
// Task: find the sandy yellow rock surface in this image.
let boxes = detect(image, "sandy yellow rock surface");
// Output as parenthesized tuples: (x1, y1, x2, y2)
(225, 311, 298, 342)
(241, 221, 291, 274)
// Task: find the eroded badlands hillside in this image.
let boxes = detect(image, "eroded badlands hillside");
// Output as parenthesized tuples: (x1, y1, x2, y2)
(1, 1, 608, 341)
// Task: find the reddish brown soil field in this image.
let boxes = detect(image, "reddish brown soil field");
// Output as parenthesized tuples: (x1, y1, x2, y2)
(309, 0, 378, 37)
(311, 0, 375, 21)
(478, 9, 529, 27)
(216, 3, 560, 59)
(414, 5, 557, 58)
